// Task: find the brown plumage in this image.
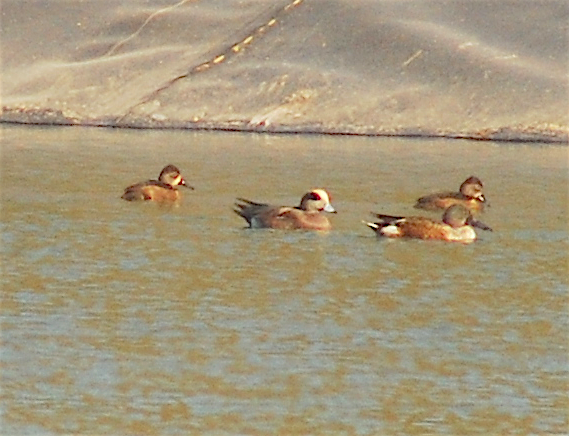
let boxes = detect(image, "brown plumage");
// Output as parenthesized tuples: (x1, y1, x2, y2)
(121, 164, 193, 202)
(234, 189, 336, 230)
(365, 204, 492, 243)
(414, 176, 487, 213)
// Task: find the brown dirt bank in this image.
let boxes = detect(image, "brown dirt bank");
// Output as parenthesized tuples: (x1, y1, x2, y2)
(2, 0, 568, 143)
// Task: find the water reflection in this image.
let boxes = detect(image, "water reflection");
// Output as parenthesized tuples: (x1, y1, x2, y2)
(1, 125, 567, 434)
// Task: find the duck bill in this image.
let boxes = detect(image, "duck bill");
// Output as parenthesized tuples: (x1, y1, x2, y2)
(324, 203, 337, 213)
(468, 216, 492, 231)
(180, 179, 195, 190)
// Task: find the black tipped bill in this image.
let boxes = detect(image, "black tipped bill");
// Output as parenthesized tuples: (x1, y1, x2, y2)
(468, 216, 493, 232)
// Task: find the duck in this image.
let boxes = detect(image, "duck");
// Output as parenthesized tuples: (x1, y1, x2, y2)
(414, 176, 487, 213)
(234, 188, 336, 230)
(121, 164, 193, 202)
(364, 204, 492, 243)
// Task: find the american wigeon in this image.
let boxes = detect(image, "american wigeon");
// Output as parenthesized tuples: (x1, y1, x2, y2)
(234, 188, 336, 230)
(364, 204, 492, 243)
(414, 176, 487, 213)
(121, 164, 193, 202)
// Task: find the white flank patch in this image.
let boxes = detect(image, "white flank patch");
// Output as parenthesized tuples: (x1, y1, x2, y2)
(380, 225, 401, 237)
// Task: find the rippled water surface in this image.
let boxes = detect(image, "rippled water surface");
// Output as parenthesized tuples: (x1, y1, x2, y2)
(1, 125, 568, 434)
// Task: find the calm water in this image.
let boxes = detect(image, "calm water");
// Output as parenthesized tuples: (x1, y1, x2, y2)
(1, 125, 568, 435)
